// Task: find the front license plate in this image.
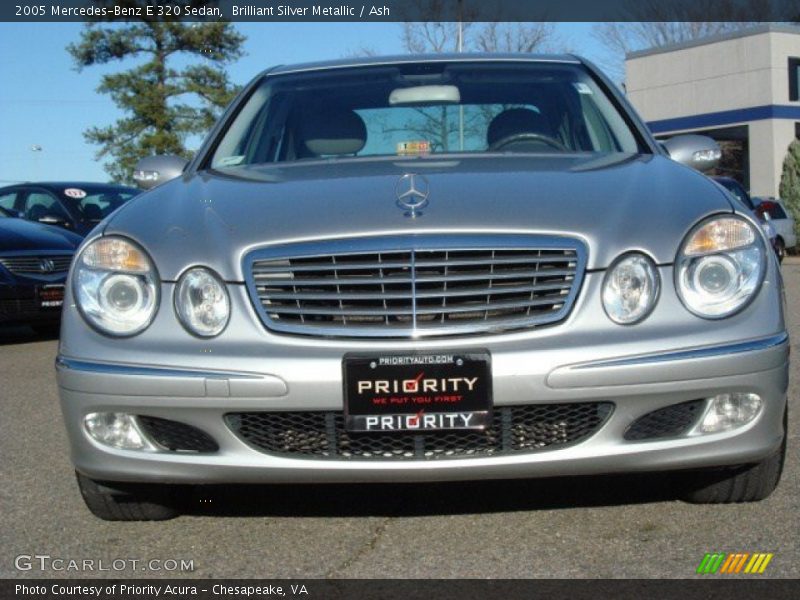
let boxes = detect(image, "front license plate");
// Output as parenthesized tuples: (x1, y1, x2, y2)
(343, 353, 492, 432)
(39, 285, 64, 308)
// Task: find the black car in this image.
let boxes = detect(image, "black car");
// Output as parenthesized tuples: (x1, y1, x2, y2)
(0, 182, 139, 237)
(0, 206, 82, 332)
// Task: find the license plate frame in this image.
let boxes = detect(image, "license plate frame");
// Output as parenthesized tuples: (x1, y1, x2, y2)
(39, 284, 65, 308)
(343, 352, 492, 433)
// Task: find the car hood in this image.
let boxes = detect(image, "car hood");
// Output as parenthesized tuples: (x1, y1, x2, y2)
(106, 154, 733, 280)
(0, 218, 82, 253)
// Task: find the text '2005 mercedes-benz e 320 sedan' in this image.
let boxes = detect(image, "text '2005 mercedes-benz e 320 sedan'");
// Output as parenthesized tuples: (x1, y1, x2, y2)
(56, 54, 788, 520)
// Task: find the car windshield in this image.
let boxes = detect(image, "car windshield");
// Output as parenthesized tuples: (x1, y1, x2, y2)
(0, 206, 9, 218)
(58, 187, 138, 221)
(211, 61, 644, 170)
(715, 178, 753, 210)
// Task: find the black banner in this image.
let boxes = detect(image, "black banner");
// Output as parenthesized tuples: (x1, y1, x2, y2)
(3, 0, 800, 22)
(3, 579, 800, 600)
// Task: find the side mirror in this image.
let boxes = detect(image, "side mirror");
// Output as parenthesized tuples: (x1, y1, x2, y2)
(661, 135, 721, 173)
(133, 155, 189, 190)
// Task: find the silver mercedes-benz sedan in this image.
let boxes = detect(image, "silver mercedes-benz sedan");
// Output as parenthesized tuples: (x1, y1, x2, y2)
(56, 54, 788, 520)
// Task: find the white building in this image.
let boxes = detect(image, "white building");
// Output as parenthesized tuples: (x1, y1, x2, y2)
(625, 24, 800, 197)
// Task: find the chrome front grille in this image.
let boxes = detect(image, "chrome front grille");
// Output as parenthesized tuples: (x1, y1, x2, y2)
(245, 235, 586, 338)
(0, 255, 73, 275)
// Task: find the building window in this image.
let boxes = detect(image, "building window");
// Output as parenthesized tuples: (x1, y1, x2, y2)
(790, 58, 800, 102)
(796, 122, 800, 140)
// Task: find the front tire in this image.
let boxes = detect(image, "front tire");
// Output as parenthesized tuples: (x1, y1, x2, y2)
(775, 237, 786, 263)
(75, 472, 180, 521)
(679, 411, 787, 504)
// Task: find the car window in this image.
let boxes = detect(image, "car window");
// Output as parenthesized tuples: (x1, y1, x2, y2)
(355, 103, 544, 154)
(211, 62, 643, 170)
(0, 191, 18, 212)
(761, 203, 787, 220)
(24, 191, 70, 222)
(715, 179, 752, 209)
(61, 189, 137, 221)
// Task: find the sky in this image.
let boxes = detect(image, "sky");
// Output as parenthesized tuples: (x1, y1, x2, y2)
(0, 22, 605, 184)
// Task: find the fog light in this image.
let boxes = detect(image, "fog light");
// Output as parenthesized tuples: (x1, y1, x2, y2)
(84, 412, 154, 450)
(698, 393, 762, 433)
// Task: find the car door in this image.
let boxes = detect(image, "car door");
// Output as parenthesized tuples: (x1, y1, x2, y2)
(19, 188, 74, 230)
(772, 203, 797, 248)
(0, 187, 23, 216)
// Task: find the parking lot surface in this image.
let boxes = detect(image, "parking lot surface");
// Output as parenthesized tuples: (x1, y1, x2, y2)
(2, 262, 798, 579)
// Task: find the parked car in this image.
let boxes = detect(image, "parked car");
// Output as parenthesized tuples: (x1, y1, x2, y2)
(710, 176, 782, 261)
(0, 182, 139, 237)
(56, 55, 787, 520)
(754, 197, 797, 260)
(0, 206, 81, 333)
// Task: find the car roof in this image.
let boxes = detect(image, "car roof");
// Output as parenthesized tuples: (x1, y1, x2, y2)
(265, 53, 583, 77)
(0, 182, 138, 193)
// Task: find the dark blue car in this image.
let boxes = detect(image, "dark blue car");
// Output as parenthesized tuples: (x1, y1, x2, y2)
(0, 206, 82, 332)
(0, 182, 139, 237)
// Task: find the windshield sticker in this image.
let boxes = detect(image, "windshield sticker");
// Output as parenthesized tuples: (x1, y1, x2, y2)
(397, 141, 431, 156)
(573, 83, 593, 95)
(64, 188, 87, 199)
(217, 155, 245, 167)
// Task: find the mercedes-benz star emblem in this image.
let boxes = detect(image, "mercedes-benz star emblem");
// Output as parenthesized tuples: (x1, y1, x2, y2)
(395, 173, 429, 217)
(39, 259, 55, 273)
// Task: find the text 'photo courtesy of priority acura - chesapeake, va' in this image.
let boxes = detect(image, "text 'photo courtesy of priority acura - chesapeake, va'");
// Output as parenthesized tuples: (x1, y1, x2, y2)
(55, 54, 789, 520)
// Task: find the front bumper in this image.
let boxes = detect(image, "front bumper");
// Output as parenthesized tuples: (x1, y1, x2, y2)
(57, 332, 789, 485)
(0, 282, 64, 324)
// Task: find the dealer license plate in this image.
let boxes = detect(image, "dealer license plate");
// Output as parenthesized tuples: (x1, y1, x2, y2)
(39, 284, 64, 308)
(343, 353, 492, 432)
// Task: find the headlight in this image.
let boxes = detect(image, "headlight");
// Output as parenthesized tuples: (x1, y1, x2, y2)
(74, 236, 159, 336)
(676, 216, 765, 318)
(174, 267, 230, 337)
(602, 253, 660, 324)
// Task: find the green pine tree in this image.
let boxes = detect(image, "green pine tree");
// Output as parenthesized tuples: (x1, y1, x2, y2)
(68, 10, 245, 183)
(779, 139, 800, 241)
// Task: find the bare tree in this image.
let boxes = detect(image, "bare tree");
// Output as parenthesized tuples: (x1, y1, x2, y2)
(402, 22, 471, 53)
(597, 21, 760, 57)
(400, 22, 561, 55)
(594, 11, 765, 83)
(474, 23, 561, 54)
(343, 45, 379, 58)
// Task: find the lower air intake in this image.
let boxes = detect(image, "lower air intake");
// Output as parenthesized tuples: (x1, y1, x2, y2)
(624, 400, 705, 441)
(137, 416, 219, 453)
(226, 403, 613, 460)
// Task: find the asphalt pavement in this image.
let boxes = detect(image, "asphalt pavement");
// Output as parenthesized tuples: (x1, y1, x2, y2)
(1, 262, 798, 579)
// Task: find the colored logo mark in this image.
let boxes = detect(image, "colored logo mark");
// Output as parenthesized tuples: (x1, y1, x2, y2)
(696, 552, 774, 574)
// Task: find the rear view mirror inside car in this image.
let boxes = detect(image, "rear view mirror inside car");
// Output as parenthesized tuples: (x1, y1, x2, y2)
(389, 85, 461, 105)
